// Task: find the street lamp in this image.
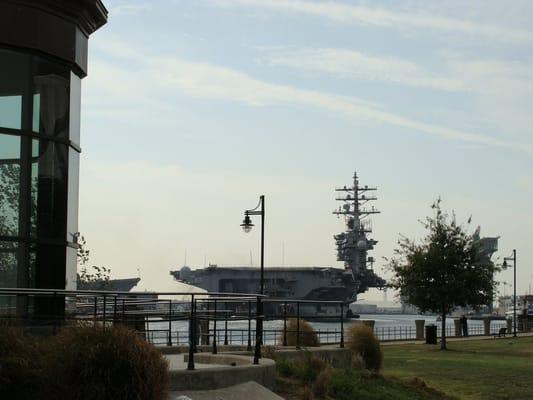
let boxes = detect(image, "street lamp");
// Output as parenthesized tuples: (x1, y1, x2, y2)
(241, 195, 265, 295)
(241, 195, 265, 364)
(503, 249, 517, 338)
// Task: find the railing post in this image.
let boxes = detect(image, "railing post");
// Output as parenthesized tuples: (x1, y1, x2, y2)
(296, 302, 300, 350)
(283, 301, 288, 346)
(53, 291, 58, 334)
(253, 296, 262, 364)
(340, 302, 344, 348)
(121, 298, 125, 323)
(224, 302, 229, 346)
(102, 294, 107, 328)
(187, 295, 195, 370)
(167, 299, 172, 346)
(113, 296, 118, 324)
(247, 300, 252, 351)
(213, 299, 218, 354)
(193, 299, 198, 353)
(93, 296, 97, 325)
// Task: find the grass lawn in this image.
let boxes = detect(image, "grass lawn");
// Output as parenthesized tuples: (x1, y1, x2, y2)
(383, 337, 533, 400)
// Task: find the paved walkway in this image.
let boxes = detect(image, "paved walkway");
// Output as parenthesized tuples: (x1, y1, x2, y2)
(169, 381, 283, 400)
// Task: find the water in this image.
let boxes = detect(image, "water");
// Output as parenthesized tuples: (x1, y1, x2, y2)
(146, 314, 507, 346)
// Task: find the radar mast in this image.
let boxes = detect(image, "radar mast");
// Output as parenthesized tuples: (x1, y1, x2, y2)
(333, 171, 383, 294)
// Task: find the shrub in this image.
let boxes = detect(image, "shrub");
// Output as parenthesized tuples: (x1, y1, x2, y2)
(276, 358, 298, 377)
(312, 368, 331, 398)
(345, 323, 382, 373)
(0, 326, 48, 400)
(49, 324, 169, 400)
(276, 353, 326, 383)
(262, 345, 276, 359)
(300, 386, 314, 400)
(280, 318, 319, 347)
(351, 353, 366, 370)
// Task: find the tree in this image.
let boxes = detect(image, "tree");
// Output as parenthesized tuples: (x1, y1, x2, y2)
(387, 199, 499, 350)
(76, 234, 111, 290)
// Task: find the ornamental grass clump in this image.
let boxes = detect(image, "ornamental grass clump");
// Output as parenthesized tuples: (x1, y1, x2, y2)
(0, 326, 48, 400)
(49, 324, 169, 400)
(280, 318, 319, 347)
(346, 323, 382, 373)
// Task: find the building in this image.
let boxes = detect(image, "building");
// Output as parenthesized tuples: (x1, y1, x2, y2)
(0, 1, 107, 317)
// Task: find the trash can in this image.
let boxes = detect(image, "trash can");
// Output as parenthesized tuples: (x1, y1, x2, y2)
(425, 324, 437, 344)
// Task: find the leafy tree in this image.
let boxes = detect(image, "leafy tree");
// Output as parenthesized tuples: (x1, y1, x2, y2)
(387, 199, 499, 350)
(76, 234, 111, 290)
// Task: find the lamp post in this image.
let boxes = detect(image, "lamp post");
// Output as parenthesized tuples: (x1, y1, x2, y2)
(503, 249, 517, 337)
(241, 195, 265, 363)
(241, 195, 265, 294)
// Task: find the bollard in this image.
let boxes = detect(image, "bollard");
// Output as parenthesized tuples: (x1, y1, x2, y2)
(454, 319, 462, 337)
(483, 318, 491, 336)
(415, 320, 425, 340)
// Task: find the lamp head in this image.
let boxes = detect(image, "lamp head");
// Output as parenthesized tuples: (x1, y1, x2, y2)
(240, 213, 254, 233)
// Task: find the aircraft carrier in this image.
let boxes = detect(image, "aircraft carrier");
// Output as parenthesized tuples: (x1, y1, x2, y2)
(170, 172, 386, 314)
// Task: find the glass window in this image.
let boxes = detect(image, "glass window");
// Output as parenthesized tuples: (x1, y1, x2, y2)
(0, 49, 29, 130)
(0, 96, 22, 130)
(0, 134, 20, 236)
(0, 241, 18, 314)
(30, 139, 68, 239)
(32, 57, 70, 138)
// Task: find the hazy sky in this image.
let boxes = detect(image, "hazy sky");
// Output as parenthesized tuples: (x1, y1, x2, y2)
(79, 0, 533, 301)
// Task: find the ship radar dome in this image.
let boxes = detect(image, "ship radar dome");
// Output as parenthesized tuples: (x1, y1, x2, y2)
(180, 266, 192, 281)
(357, 240, 367, 249)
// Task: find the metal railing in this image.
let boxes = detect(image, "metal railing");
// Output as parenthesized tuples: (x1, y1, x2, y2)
(1, 288, 524, 369)
(0, 289, 350, 368)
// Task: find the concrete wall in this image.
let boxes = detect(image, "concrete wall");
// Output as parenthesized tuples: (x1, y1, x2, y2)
(168, 354, 276, 391)
(274, 346, 352, 369)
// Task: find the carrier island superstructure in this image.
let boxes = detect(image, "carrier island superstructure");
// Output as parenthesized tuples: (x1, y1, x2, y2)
(170, 172, 386, 312)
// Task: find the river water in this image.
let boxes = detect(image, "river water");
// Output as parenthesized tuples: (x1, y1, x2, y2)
(147, 314, 507, 346)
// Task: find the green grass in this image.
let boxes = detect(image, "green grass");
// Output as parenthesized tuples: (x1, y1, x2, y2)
(275, 357, 451, 399)
(383, 337, 533, 400)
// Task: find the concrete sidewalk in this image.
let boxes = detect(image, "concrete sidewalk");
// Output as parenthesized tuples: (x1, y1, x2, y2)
(170, 381, 284, 400)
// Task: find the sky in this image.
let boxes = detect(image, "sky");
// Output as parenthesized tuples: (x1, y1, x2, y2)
(79, 0, 533, 302)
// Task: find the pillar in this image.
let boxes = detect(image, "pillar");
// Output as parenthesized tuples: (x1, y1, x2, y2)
(415, 319, 425, 340)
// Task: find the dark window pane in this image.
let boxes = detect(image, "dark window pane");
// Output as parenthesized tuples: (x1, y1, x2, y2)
(32, 57, 70, 138)
(0, 241, 17, 287)
(0, 49, 29, 130)
(30, 139, 68, 239)
(0, 134, 20, 236)
(0, 241, 18, 315)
